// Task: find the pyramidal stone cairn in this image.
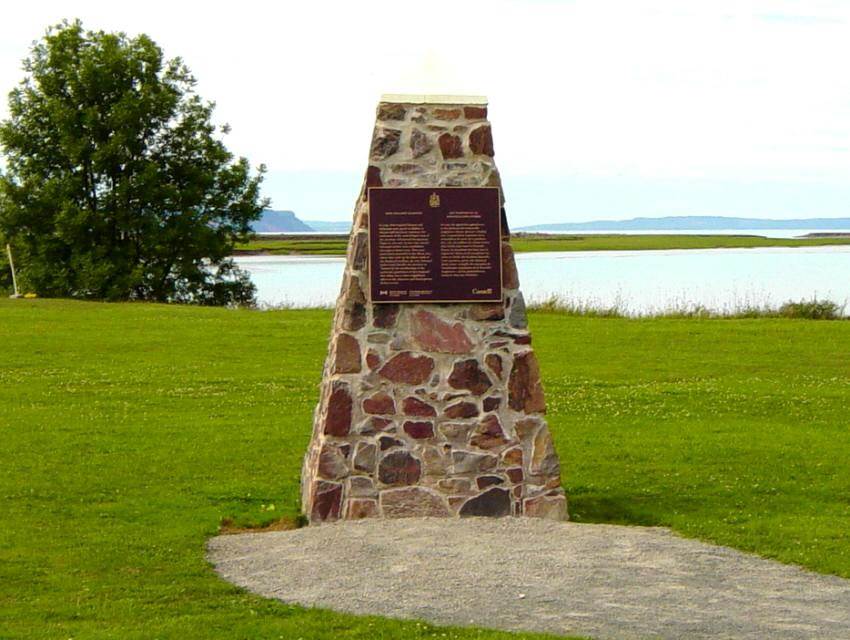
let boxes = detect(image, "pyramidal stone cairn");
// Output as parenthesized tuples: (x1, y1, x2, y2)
(301, 95, 567, 522)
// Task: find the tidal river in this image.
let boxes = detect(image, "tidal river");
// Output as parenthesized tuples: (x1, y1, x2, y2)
(233, 246, 850, 315)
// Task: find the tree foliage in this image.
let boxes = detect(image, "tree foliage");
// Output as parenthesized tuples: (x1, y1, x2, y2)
(0, 21, 267, 304)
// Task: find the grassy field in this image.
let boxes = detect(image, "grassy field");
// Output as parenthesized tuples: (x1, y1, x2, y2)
(2, 300, 850, 639)
(235, 233, 850, 256)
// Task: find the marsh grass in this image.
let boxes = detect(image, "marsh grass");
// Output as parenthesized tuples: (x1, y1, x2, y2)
(235, 233, 850, 256)
(778, 299, 845, 319)
(528, 295, 847, 320)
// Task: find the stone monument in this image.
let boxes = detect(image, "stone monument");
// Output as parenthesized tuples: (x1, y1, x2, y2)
(301, 95, 567, 522)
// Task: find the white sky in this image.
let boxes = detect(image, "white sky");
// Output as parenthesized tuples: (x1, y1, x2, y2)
(2, 0, 850, 223)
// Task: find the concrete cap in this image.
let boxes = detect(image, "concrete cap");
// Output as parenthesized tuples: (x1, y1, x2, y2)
(380, 94, 488, 105)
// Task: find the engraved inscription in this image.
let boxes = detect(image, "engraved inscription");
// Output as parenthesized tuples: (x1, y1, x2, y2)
(368, 188, 502, 303)
(440, 212, 492, 279)
(377, 219, 431, 285)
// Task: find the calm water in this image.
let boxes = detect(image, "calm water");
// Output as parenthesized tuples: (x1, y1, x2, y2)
(523, 228, 850, 239)
(262, 228, 850, 239)
(234, 246, 850, 314)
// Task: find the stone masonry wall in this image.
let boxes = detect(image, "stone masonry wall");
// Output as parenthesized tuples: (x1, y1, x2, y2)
(301, 98, 567, 523)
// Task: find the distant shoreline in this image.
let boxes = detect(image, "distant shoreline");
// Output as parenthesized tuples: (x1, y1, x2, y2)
(234, 233, 850, 257)
(802, 232, 850, 238)
(515, 215, 850, 233)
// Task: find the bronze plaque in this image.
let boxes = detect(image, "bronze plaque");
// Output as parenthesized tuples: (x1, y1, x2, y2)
(368, 187, 502, 303)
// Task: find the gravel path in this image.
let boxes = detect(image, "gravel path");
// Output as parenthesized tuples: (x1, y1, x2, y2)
(207, 518, 850, 639)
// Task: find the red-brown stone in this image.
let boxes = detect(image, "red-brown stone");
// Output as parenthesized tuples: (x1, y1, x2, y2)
(524, 493, 567, 521)
(448, 496, 466, 511)
(323, 381, 352, 436)
(506, 467, 524, 483)
(366, 350, 381, 370)
(515, 418, 540, 441)
(403, 420, 434, 439)
(508, 351, 546, 413)
(452, 450, 497, 474)
(370, 128, 401, 159)
(421, 445, 449, 475)
(333, 333, 361, 374)
(390, 163, 423, 175)
(380, 487, 450, 518)
(363, 392, 395, 415)
(318, 444, 348, 480)
(531, 428, 561, 476)
(378, 450, 422, 485)
(410, 128, 432, 158)
(448, 359, 492, 395)
(353, 442, 377, 473)
(352, 232, 368, 270)
(379, 435, 404, 451)
(402, 396, 436, 417)
(476, 475, 505, 490)
(377, 103, 406, 120)
(347, 498, 379, 519)
(469, 303, 504, 321)
(438, 133, 464, 159)
(373, 304, 399, 328)
(439, 422, 473, 444)
(437, 478, 472, 494)
(469, 125, 494, 156)
(502, 243, 519, 289)
(493, 329, 524, 341)
(464, 106, 488, 120)
(341, 277, 366, 331)
(434, 107, 462, 120)
(508, 292, 528, 330)
(485, 353, 503, 380)
(482, 396, 501, 412)
(310, 481, 342, 522)
(459, 487, 511, 517)
(370, 417, 393, 432)
(411, 310, 473, 354)
(349, 476, 376, 498)
(365, 165, 383, 190)
(501, 446, 523, 467)
(379, 352, 435, 385)
(470, 414, 509, 450)
(444, 401, 479, 419)
(487, 168, 504, 203)
(545, 476, 563, 490)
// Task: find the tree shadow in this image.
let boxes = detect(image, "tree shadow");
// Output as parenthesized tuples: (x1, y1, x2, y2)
(568, 493, 665, 527)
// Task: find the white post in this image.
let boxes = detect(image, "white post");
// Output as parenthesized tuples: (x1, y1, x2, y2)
(6, 243, 20, 298)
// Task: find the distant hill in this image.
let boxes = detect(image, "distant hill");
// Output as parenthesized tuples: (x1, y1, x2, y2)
(518, 216, 850, 232)
(302, 220, 352, 233)
(252, 210, 313, 233)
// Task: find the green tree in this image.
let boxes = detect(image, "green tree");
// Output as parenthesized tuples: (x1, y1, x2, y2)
(0, 235, 11, 295)
(0, 20, 267, 304)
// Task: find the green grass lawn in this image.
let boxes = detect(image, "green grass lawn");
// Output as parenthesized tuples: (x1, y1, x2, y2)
(2, 299, 849, 639)
(235, 233, 850, 256)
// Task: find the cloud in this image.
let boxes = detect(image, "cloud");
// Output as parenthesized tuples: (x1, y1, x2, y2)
(2, 0, 850, 219)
